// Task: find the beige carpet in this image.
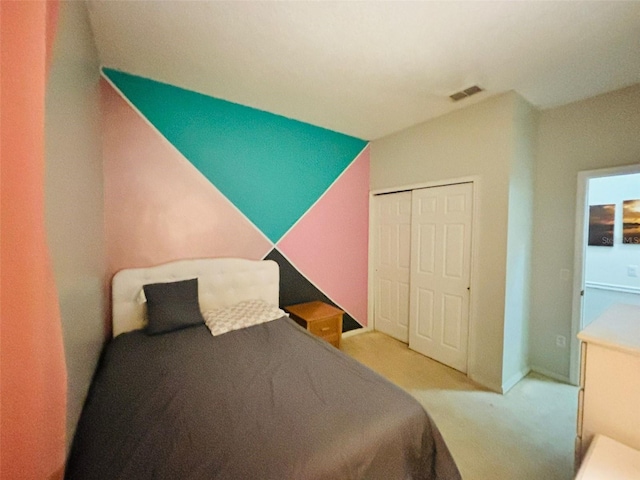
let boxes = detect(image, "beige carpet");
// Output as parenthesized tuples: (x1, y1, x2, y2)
(341, 331, 578, 480)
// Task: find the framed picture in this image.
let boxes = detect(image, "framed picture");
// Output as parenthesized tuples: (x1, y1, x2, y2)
(588, 204, 615, 246)
(623, 199, 640, 244)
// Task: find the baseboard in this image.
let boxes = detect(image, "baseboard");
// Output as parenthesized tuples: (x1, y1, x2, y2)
(530, 365, 571, 384)
(468, 372, 502, 394)
(502, 367, 531, 394)
(342, 326, 371, 339)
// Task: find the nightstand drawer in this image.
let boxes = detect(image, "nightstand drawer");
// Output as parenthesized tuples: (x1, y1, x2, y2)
(323, 333, 341, 348)
(284, 301, 344, 348)
(308, 315, 340, 337)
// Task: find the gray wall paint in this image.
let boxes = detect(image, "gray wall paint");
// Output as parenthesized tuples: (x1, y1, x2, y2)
(529, 83, 640, 380)
(371, 92, 532, 392)
(502, 96, 537, 389)
(45, 1, 105, 449)
(372, 84, 640, 388)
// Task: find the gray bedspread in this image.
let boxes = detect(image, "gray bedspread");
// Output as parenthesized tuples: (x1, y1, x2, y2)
(66, 317, 460, 480)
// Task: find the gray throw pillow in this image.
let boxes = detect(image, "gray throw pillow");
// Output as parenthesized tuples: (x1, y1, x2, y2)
(143, 278, 205, 335)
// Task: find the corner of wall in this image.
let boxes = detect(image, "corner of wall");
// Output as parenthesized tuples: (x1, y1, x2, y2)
(45, 0, 106, 450)
(502, 367, 532, 394)
(529, 83, 640, 382)
(502, 94, 537, 387)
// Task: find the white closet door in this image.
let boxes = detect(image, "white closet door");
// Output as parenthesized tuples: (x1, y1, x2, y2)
(409, 183, 472, 373)
(373, 191, 412, 343)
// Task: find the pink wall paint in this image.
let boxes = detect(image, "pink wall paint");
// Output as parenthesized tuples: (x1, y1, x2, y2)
(278, 147, 370, 325)
(0, 1, 67, 478)
(102, 80, 273, 283)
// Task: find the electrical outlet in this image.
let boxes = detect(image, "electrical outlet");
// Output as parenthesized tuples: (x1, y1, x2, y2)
(628, 265, 638, 278)
(556, 335, 566, 348)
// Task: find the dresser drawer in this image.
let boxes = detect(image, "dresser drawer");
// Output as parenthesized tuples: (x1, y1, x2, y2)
(575, 436, 583, 473)
(579, 341, 587, 388)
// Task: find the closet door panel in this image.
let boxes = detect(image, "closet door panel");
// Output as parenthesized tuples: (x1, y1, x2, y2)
(373, 192, 412, 342)
(409, 183, 472, 373)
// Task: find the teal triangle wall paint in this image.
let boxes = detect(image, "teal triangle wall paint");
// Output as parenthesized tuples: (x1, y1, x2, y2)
(103, 68, 367, 243)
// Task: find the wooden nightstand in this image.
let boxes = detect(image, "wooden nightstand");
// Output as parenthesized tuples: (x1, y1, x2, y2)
(284, 301, 343, 348)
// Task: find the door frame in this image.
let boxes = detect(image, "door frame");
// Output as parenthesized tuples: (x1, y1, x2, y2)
(569, 163, 640, 385)
(369, 176, 480, 377)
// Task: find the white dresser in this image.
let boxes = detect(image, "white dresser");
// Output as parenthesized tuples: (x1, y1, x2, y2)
(575, 434, 640, 479)
(576, 303, 640, 465)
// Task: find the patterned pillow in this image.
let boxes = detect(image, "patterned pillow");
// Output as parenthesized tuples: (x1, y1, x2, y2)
(204, 299, 285, 336)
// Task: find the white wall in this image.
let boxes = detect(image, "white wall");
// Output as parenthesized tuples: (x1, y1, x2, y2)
(582, 173, 640, 328)
(530, 84, 640, 381)
(45, 1, 105, 449)
(586, 173, 640, 288)
(502, 96, 537, 390)
(371, 92, 534, 392)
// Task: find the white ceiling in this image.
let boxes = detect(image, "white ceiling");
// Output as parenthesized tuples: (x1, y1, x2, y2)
(87, 1, 640, 140)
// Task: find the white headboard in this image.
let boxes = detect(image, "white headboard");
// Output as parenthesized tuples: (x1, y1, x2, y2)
(112, 258, 280, 337)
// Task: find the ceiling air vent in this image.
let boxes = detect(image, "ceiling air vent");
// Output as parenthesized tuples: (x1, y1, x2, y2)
(449, 85, 483, 102)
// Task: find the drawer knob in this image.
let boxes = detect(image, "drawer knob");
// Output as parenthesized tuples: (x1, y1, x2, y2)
(321, 327, 331, 332)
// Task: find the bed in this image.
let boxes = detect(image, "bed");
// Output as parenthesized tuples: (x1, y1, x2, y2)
(65, 258, 460, 480)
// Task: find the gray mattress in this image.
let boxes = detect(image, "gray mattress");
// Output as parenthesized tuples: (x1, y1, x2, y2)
(66, 317, 460, 480)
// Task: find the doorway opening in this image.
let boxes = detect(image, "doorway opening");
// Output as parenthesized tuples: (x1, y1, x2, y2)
(569, 164, 640, 385)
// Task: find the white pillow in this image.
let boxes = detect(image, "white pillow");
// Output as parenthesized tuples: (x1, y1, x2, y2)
(203, 299, 285, 337)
